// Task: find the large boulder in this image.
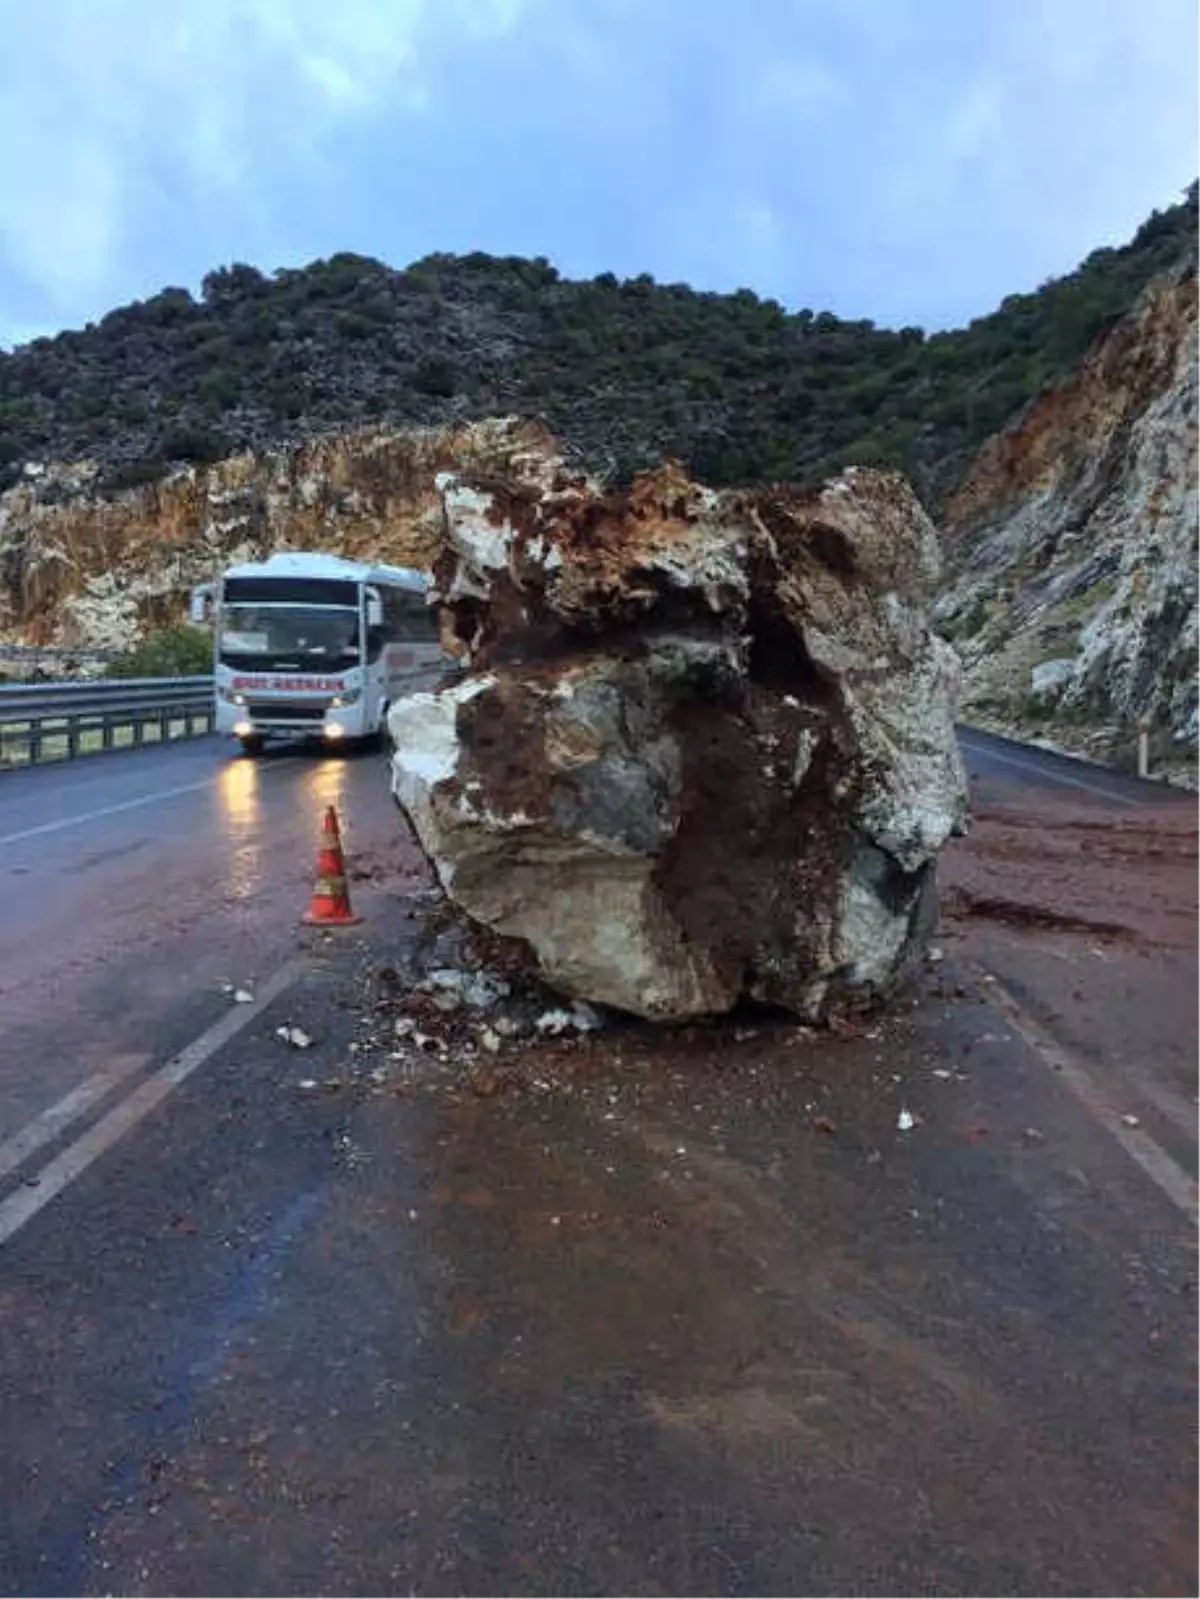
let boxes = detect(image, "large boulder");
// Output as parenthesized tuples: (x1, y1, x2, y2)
(388, 462, 968, 1022)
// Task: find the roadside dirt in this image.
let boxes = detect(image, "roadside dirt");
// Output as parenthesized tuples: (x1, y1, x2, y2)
(937, 785, 1198, 1151)
(940, 792, 1197, 951)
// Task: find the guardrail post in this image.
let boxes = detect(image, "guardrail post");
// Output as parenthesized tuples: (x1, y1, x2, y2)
(1137, 714, 1151, 780)
(67, 717, 80, 760)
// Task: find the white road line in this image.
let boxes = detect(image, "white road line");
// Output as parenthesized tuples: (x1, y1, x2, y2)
(0, 1052, 151, 1184)
(959, 737, 1140, 807)
(0, 758, 300, 847)
(981, 970, 1198, 1223)
(0, 959, 305, 1248)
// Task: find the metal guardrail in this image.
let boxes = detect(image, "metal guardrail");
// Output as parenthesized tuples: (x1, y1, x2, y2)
(0, 645, 121, 682)
(0, 676, 215, 768)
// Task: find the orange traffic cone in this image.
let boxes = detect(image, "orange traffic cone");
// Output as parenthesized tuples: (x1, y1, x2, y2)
(302, 805, 361, 927)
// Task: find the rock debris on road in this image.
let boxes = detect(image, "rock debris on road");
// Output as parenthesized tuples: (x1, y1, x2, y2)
(0, 731, 1193, 1596)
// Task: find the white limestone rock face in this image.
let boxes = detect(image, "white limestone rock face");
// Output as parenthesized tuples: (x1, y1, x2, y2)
(389, 462, 968, 1022)
(938, 261, 1198, 778)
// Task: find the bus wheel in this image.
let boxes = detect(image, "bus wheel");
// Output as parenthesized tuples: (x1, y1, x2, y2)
(238, 734, 265, 757)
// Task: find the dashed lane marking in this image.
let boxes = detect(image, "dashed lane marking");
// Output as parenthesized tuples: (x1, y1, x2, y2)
(0, 1052, 152, 1185)
(0, 758, 301, 848)
(0, 777, 214, 846)
(0, 959, 305, 1248)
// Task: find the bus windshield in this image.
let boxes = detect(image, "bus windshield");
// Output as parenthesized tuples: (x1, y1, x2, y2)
(218, 604, 362, 671)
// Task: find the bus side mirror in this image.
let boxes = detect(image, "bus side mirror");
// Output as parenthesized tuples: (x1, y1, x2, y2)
(365, 594, 384, 629)
(190, 586, 213, 625)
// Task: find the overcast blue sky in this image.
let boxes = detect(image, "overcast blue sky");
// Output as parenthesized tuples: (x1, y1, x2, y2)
(0, 0, 1195, 347)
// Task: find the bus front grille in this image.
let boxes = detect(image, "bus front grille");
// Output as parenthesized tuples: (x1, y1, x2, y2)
(246, 702, 329, 723)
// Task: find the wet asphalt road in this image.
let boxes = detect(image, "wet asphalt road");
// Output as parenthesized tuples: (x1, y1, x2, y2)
(0, 736, 419, 1143)
(0, 728, 1195, 1596)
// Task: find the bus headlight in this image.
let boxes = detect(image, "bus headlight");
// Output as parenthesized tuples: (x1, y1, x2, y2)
(329, 689, 361, 707)
(217, 687, 246, 704)
(324, 723, 346, 740)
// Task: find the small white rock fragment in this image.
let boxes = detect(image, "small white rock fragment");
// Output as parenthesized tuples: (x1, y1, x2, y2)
(420, 968, 511, 1011)
(297, 1079, 318, 1091)
(479, 1026, 502, 1054)
(536, 1001, 601, 1036)
(1120, 1113, 1141, 1128)
(233, 989, 254, 1004)
(897, 1108, 916, 1132)
(535, 1008, 573, 1036)
(931, 1068, 953, 1080)
(276, 1025, 313, 1049)
(394, 1018, 416, 1039)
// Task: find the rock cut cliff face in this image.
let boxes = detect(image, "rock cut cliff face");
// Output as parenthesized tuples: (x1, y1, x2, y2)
(937, 261, 1198, 776)
(0, 417, 567, 649)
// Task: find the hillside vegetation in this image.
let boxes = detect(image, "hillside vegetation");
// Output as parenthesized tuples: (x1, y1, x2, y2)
(0, 183, 1194, 503)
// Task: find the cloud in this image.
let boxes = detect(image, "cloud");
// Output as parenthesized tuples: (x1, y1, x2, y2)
(0, 0, 521, 318)
(0, 0, 1194, 345)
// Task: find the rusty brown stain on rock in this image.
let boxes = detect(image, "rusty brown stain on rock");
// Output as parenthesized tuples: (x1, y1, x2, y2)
(389, 461, 968, 1022)
(945, 271, 1197, 536)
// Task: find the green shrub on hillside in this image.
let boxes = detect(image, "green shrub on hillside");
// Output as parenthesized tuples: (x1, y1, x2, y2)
(106, 625, 213, 679)
(0, 183, 1194, 504)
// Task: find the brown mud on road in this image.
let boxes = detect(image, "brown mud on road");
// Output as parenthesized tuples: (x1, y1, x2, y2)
(942, 791, 1197, 949)
(939, 783, 1198, 1158)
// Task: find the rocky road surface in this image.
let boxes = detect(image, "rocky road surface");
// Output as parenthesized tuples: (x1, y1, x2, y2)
(0, 728, 1194, 1596)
